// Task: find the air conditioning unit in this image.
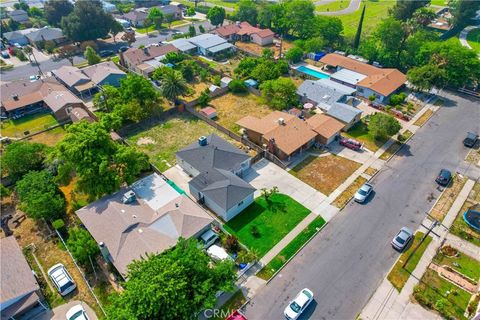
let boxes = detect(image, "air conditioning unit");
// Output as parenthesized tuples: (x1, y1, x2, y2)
(122, 190, 136, 204)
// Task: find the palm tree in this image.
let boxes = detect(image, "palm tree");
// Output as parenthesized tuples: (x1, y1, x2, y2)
(160, 69, 187, 105)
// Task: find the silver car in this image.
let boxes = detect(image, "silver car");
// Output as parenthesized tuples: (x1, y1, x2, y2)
(48, 263, 76, 296)
(391, 227, 413, 251)
(354, 183, 373, 203)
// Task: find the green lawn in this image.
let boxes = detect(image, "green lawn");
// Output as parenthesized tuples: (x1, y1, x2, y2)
(433, 248, 480, 282)
(1, 112, 59, 138)
(134, 25, 157, 34)
(316, 0, 350, 12)
(413, 269, 471, 320)
(466, 28, 480, 54)
(224, 194, 311, 257)
(430, 0, 448, 6)
(342, 121, 388, 152)
(257, 216, 326, 280)
(337, 0, 396, 39)
(387, 232, 432, 292)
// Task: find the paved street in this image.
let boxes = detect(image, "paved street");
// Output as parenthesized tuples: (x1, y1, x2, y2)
(243, 91, 480, 320)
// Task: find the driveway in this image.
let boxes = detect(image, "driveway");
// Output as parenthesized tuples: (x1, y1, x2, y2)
(316, 0, 362, 15)
(243, 90, 480, 319)
(328, 140, 374, 164)
(36, 300, 98, 320)
(459, 25, 478, 50)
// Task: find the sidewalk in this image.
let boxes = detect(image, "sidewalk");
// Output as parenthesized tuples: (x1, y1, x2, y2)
(360, 179, 475, 320)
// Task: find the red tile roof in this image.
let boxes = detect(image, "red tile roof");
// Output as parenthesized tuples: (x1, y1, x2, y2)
(214, 22, 274, 39)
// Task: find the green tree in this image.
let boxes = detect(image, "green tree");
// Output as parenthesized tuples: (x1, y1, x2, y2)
(16, 170, 65, 220)
(284, 0, 315, 39)
(61, 0, 114, 42)
(251, 60, 281, 82)
(14, 0, 29, 11)
(0, 184, 11, 200)
(67, 227, 100, 266)
(119, 74, 160, 107)
(186, 7, 196, 16)
(407, 64, 447, 91)
(148, 7, 164, 31)
(84, 46, 101, 65)
(410, 7, 436, 28)
(234, 56, 259, 78)
(178, 60, 198, 82)
(353, 5, 366, 49)
(262, 48, 274, 60)
(164, 14, 175, 29)
(92, 85, 121, 112)
(55, 121, 149, 199)
(197, 89, 211, 107)
(188, 24, 196, 37)
(107, 239, 235, 319)
(260, 78, 297, 110)
(228, 79, 248, 93)
(303, 37, 325, 53)
(2, 142, 47, 181)
(235, 0, 258, 25)
(110, 20, 124, 43)
(368, 113, 401, 139)
(389, 0, 430, 21)
(285, 46, 303, 63)
(160, 69, 188, 103)
(207, 6, 226, 27)
(28, 7, 43, 18)
(448, 0, 480, 28)
(314, 16, 343, 46)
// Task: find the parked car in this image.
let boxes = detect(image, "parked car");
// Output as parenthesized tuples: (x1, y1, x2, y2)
(199, 229, 218, 249)
(339, 137, 362, 151)
(66, 304, 89, 320)
(99, 50, 114, 57)
(13, 42, 22, 49)
(284, 288, 314, 320)
(391, 227, 413, 251)
(435, 169, 452, 186)
(207, 245, 232, 261)
(29, 75, 40, 82)
(118, 46, 129, 52)
(354, 183, 373, 203)
(463, 132, 478, 148)
(7, 47, 14, 55)
(1, 50, 10, 58)
(47, 263, 76, 296)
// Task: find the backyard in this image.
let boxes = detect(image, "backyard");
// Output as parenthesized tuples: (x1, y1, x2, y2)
(450, 182, 480, 247)
(290, 155, 361, 195)
(26, 126, 67, 147)
(1, 112, 60, 138)
(181, 81, 210, 102)
(235, 41, 294, 59)
(125, 113, 247, 172)
(223, 193, 311, 257)
(342, 120, 388, 152)
(206, 92, 272, 132)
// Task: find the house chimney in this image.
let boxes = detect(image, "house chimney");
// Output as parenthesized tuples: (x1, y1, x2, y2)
(277, 118, 285, 125)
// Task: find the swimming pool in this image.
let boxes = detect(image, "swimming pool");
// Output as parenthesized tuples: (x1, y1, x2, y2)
(296, 65, 330, 79)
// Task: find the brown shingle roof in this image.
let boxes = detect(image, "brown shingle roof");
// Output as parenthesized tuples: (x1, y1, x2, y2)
(306, 113, 344, 139)
(81, 61, 126, 85)
(123, 44, 178, 67)
(0, 237, 40, 304)
(215, 22, 274, 39)
(320, 54, 406, 96)
(214, 24, 240, 37)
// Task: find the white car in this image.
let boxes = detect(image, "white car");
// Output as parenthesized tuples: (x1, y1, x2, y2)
(48, 263, 76, 296)
(354, 183, 373, 203)
(284, 288, 314, 320)
(199, 229, 219, 249)
(207, 245, 232, 261)
(66, 304, 89, 320)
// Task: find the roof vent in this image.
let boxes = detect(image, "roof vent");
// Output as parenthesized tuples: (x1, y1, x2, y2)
(175, 203, 179, 208)
(12, 94, 19, 101)
(278, 118, 285, 125)
(138, 229, 143, 233)
(122, 190, 136, 204)
(143, 47, 149, 55)
(132, 215, 137, 219)
(198, 136, 208, 146)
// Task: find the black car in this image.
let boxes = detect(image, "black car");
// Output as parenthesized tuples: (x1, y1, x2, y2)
(99, 50, 115, 57)
(118, 46, 129, 52)
(435, 169, 452, 186)
(463, 132, 478, 148)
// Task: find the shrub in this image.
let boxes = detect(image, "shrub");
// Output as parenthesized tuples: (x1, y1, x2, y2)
(186, 7, 196, 16)
(285, 46, 304, 63)
(43, 40, 56, 54)
(66, 227, 100, 267)
(197, 89, 211, 107)
(250, 226, 260, 238)
(52, 219, 65, 230)
(199, 25, 205, 33)
(368, 95, 376, 101)
(13, 48, 27, 61)
(223, 234, 240, 253)
(212, 75, 221, 86)
(368, 112, 401, 139)
(389, 92, 407, 106)
(228, 79, 247, 93)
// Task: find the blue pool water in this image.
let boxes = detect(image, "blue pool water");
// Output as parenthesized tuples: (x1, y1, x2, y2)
(297, 66, 330, 79)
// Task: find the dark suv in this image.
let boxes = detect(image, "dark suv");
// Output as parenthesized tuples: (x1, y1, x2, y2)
(435, 169, 452, 186)
(463, 132, 478, 148)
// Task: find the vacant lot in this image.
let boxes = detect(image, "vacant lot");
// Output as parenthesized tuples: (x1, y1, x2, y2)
(291, 155, 361, 195)
(342, 121, 388, 152)
(207, 92, 272, 132)
(430, 174, 468, 222)
(450, 182, 480, 247)
(236, 41, 294, 58)
(224, 193, 311, 257)
(125, 113, 247, 172)
(26, 126, 67, 146)
(1, 112, 59, 138)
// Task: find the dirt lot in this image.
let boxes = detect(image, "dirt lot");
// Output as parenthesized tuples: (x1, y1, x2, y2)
(181, 81, 210, 102)
(291, 155, 362, 195)
(207, 92, 272, 132)
(430, 174, 468, 222)
(236, 40, 294, 58)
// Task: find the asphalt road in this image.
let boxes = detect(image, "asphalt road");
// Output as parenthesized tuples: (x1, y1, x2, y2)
(244, 91, 480, 320)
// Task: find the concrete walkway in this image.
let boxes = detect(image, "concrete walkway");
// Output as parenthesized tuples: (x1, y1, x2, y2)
(459, 26, 478, 50)
(360, 179, 475, 320)
(445, 233, 480, 259)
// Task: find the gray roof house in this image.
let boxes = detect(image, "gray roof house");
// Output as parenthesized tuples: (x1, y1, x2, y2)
(8, 9, 29, 23)
(1, 237, 47, 319)
(186, 33, 235, 58)
(176, 134, 255, 221)
(3, 28, 38, 45)
(77, 173, 214, 276)
(297, 79, 362, 130)
(25, 27, 66, 48)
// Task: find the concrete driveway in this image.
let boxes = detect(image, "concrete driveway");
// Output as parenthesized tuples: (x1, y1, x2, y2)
(328, 141, 374, 164)
(36, 300, 98, 320)
(244, 159, 328, 216)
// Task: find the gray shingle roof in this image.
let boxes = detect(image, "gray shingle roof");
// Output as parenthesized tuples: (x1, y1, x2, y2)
(297, 79, 356, 107)
(25, 27, 64, 42)
(187, 34, 227, 50)
(326, 103, 362, 124)
(190, 169, 255, 211)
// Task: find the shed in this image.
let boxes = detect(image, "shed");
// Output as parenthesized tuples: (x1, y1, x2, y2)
(209, 84, 220, 92)
(200, 107, 217, 119)
(244, 79, 258, 88)
(220, 77, 232, 88)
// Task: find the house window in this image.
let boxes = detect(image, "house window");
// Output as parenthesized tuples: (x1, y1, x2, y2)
(237, 201, 244, 207)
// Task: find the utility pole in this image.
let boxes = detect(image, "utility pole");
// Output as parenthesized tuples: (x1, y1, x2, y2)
(402, 219, 439, 268)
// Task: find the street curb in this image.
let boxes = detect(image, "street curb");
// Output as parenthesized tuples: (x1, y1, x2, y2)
(264, 220, 329, 284)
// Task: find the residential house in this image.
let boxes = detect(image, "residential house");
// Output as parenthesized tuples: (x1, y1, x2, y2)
(214, 21, 274, 46)
(3, 28, 38, 46)
(102, 1, 117, 13)
(427, 8, 453, 33)
(122, 5, 182, 27)
(159, 5, 182, 20)
(167, 38, 197, 54)
(176, 134, 255, 221)
(52, 61, 126, 97)
(320, 54, 406, 104)
(186, 33, 235, 58)
(0, 77, 86, 121)
(25, 27, 66, 49)
(7, 9, 29, 23)
(120, 44, 178, 76)
(76, 173, 214, 276)
(297, 79, 362, 130)
(1, 236, 48, 319)
(237, 111, 344, 160)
